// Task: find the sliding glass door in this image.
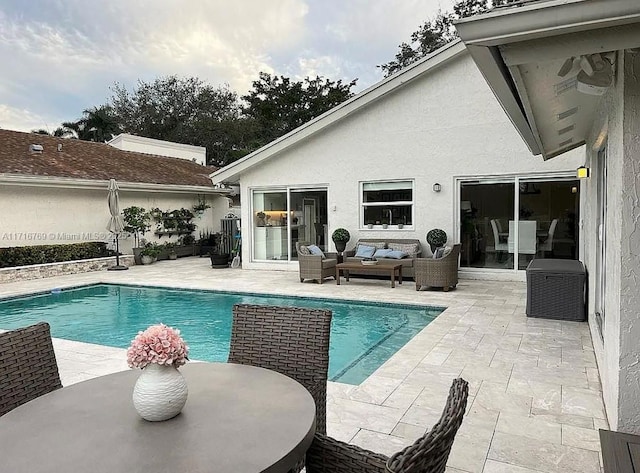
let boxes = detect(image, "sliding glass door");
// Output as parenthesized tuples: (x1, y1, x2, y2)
(252, 188, 327, 262)
(459, 176, 579, 270)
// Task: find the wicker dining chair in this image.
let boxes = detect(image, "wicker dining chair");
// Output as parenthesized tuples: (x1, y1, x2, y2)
(306, 378, 469, 473)
(415, 244, 461, 292)
(0, 322, 62, 417)
(228, 304, 332, 435)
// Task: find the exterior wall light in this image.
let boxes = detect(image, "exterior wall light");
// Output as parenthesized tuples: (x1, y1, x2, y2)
(433, 183, 442, 192)
(577, 166, 590, 179)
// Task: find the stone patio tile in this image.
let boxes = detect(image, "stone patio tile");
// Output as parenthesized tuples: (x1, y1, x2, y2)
(483, 459, 546, 473)
(447, 426, 494, 473)
(400, 404, 443, 429)
(350, 429, 412, 457)
(326, 421, 360, 443)
(495, 412, 562, 444)
(391, 422, 426, 440)
(562, 424, 600, 452)
(420, 348, 453, 366)
(460, 366, 513, 389)
(382, 383, 424, 409)
(594, 417, 610, 430)
(327, 397, 405, 434)
(348, 375, 403, 404)
(474, 382, 532, 415)
(488, 432, 600, 473)
(511, 365, 588, 389)
(530, 412, 594, 429)
(562, 386, 606, 419)
(507, 378, 561, 413)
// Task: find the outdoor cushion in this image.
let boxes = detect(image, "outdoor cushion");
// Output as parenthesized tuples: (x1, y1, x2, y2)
(321, 258, 337, 269)
(388, 242, 420, 255)
(386, 250, 409, 259)
(358, 240, 386, 250)
(433, 247, 446, 259)
(373, 248, 394, 258)
(298, 245, 311, 256)
(307, 244, 325, 258)
(355, 245, 376, 258)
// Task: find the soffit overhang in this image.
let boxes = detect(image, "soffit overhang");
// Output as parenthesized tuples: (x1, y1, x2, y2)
(456, 0, 640, 159)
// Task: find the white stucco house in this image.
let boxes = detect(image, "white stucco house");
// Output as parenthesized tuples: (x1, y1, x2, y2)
(455, 0, 640, 433)
(210, 39, 584, 279)
(0, 129, 232, 254)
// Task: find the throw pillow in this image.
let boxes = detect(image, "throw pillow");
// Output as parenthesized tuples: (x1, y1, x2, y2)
(355, 244, 376, 258)
(307, 244, 325, 258)
(433, 247, 446, 259)
(443, 246, 453, 257)
(358, 240, 386, 249)
(386, 250, 409, 259)
(373, 248, 394, 258)
(388, 242, 420, 256)
(297, 245, 311, 256)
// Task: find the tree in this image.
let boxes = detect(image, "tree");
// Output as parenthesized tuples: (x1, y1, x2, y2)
(108, 76, 245, 166)
(379, 0, 530, 77)
(242, 72, 357, 147)
(62, 105, 121, 142)
(31, 127, 73, 138)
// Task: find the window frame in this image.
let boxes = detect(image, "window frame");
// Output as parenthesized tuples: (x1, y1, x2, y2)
(360, 179, 414, 230)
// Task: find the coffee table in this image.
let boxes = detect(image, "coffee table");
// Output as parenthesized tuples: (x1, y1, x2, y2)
(336, 261, 403, 288)
(0, 363, 316, 473)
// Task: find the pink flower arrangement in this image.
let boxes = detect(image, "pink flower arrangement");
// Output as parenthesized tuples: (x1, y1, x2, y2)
(127, 324, 189, 369)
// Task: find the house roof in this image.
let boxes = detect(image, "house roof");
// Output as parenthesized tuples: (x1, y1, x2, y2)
(455, 0, 640, 159)
(210, 40, 467, 184)
(0, 129, 216, 188)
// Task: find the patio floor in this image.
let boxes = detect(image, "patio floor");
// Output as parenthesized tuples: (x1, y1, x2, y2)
(0, 257, 605, 473)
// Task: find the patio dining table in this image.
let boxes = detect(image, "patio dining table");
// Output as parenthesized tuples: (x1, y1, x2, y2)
(0, 362, 316, 473)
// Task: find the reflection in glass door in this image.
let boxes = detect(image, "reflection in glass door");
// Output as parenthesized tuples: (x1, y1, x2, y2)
(252, 188, 327, 262)
(517, 179, 580, 270)
(460, 176, 580, 271)
(460, 181, 515, 269)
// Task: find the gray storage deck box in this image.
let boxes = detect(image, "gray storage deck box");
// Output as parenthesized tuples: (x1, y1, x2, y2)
(526, 259, 586, 321)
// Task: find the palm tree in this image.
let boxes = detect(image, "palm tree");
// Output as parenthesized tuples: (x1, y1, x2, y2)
(62, 105, 121, 142)
(31, 127, 74, 138)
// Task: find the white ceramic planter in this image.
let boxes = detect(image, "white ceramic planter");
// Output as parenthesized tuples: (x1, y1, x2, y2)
(132, 364, 188, 421)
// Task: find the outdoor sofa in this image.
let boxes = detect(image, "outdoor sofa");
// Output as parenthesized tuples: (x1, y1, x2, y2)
(344, 239, 422, 279)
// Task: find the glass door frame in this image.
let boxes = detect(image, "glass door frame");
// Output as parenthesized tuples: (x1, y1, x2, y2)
(455, 172, 579, 273)
(249, 185, 328, 263)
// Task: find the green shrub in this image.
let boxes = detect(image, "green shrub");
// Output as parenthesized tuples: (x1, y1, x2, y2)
(426, 229, 448, 248)
(0, 242, 112, 268)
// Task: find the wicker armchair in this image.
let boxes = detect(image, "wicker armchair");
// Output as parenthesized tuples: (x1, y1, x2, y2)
(306, 378, 469, 473)
(415, 244, 461, 292)
(0, 322, 62, 417)
(228, 304, 332, 435)
(296, 241, 338, 284)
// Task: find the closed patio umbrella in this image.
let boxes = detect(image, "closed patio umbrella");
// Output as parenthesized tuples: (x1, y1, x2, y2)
(106, 178, 128, 271)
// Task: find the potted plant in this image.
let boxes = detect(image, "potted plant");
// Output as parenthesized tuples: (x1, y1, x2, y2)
(192, 196, 211, 216)
(209, 232, 230, 269)
(331, 228, 351, 253)
(426, 228, 448, 253)
(164, 242, 178, 260)
(123, 206, 151, 264)
(140, 243, 161, 265)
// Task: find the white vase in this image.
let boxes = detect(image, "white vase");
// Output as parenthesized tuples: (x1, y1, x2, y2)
(132, 364, 188, 421)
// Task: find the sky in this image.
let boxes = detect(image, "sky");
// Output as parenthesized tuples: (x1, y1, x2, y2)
(0, 0, 457, 133)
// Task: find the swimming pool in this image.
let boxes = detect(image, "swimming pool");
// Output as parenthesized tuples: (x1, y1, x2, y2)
(0, 284, 443, 384)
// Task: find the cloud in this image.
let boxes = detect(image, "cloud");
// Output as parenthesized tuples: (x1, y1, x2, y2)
(0, 0, 459, 130)
(0, 104, 63, 133)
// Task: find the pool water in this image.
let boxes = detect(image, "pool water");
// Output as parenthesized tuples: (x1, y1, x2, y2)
(0, 284, 443, 384)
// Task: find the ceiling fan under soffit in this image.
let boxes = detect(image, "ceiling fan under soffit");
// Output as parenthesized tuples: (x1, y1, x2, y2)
(557, 53, 614, 96)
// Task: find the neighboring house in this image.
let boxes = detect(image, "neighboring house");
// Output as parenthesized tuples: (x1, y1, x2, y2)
(210, 39, 583, 278)
(108, 134, 207, 166)
(0, 129, 231, 254)
(456, 0, 640, 432)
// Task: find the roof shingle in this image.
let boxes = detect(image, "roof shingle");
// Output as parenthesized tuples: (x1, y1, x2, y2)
(0, 129, 216, 187)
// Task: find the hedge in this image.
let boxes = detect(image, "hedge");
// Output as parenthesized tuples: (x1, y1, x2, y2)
(0, 242, 113, 268)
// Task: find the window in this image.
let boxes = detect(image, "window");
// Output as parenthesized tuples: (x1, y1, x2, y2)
(361, 180, 413, 228)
